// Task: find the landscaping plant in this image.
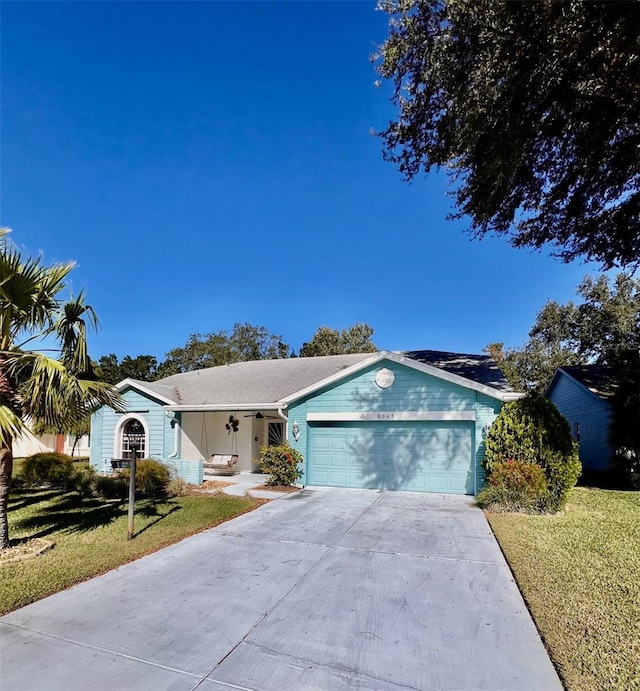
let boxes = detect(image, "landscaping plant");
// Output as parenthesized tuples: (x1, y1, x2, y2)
(257, 444, 303, 486)
(0, 228, 123, 550)
(91, 474, 128, 501)
(118, 458, 171, 499)
(20, 453, 76, 489)
(483, 394, 581, 511)
(477, 459, 549, 513)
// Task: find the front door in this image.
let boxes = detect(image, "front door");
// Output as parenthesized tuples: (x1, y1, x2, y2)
(268, 422, 284, 446)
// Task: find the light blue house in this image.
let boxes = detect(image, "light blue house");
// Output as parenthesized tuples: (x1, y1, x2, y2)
(91, 350, 519, 495)
(546, 365, 617, 472)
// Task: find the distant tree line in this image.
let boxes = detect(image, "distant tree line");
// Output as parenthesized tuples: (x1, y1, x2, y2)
(94, 322, 377, 384)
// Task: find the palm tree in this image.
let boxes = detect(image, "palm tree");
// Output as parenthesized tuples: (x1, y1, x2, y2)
(0, 229, 123, 549)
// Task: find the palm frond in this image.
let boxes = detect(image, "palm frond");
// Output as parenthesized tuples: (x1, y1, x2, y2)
(8, 353, 125, 430)
(0, 235, 75, 349)
(55, 291, 99, 374)
(0, 405, 26, 446)
(76, 378, 126, 414)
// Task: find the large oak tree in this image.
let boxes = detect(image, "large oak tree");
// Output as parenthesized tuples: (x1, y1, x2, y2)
(375, 0, 640, 268)
(488, 273, 640, 393)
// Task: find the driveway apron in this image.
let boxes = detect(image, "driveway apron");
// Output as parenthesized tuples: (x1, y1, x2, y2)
(0, 488, 562, 691)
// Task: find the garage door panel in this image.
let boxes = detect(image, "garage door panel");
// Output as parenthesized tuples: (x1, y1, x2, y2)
(309, 423, 473, 495)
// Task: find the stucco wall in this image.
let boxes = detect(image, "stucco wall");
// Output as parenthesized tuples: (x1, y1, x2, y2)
(180, 411, 272, 472)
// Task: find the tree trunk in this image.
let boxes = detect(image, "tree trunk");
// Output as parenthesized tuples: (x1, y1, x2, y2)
(0, 442, 13, 550)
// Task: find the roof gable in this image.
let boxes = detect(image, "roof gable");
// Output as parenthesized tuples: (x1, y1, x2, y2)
(547, 365, 619, 402)
(281, 350, 520, 404)
(116, 378, 178, 406)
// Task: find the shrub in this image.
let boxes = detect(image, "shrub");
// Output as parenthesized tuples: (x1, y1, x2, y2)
(20, 452, 76, 488)
(92, 474, 128, 500)
(71, 464, 97, 497)
(166, 475, 191, 497)
(119, 459, 171, 499)
(257, 444, 304, 486)
(476, 459, 549, 512)
(484, 394, 581, 510)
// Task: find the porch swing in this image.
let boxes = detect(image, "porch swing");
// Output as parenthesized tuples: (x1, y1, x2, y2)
(202, 413, 239, 475)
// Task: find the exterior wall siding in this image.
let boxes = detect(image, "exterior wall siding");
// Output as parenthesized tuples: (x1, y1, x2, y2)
(305, 362, 475, 413)
(90, 390, 201, 482)
(287, 399, 309, 482)
(294, 359, 503, 494)
(474, 393, 502, 491)
(548, 374, 612, 471)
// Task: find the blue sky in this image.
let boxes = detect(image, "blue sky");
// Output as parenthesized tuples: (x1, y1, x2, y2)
(2, 1, 601, 362)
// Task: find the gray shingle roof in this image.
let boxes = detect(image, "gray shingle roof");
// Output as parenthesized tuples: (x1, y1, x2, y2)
(399, 349, 515, 393)
(133, 354, 371, 406)
(127, 349, 515, 408)
(559, 365, 619, 401)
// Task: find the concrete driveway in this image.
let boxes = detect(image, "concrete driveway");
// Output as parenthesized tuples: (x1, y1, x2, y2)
(0, 488, 561, 691)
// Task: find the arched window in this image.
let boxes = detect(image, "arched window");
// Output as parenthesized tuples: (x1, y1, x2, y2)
(120, 418, 147, 459)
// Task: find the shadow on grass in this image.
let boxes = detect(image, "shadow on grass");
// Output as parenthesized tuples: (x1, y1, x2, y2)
(578, 469, 638, 491)
(8, 488, 64, 513)
(11, 490, 184, 541)
(133, 501, 182, 538)
(13, 493, 127, 539)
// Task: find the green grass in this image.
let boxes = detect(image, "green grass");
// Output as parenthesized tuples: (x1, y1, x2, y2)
(487, 487, 640, 691)
(1, 486, 262, 615)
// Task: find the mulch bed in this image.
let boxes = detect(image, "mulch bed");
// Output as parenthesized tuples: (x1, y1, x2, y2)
(188, 480, 235, 494)
(1, 538, 55, 565)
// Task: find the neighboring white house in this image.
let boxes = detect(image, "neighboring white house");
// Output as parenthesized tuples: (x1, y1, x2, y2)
(13, 428, 91, 458)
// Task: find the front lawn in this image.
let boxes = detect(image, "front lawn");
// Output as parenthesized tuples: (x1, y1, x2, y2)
(1, 486, 263, 615)
(487, 487, 640, 691)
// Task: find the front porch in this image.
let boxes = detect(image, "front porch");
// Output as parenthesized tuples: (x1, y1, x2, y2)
(179, 410, 287, 474)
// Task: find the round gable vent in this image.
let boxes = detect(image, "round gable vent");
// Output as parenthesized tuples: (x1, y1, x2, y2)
(375, 367, 395, 389)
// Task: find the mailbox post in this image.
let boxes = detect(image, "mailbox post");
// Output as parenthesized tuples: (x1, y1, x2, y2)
(124, 420, 144, 541)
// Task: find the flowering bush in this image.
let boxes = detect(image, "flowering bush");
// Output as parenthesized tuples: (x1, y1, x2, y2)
(489, 459, 548, 491)
(257, 444, 304, 486)
(477, 459, 549, 512)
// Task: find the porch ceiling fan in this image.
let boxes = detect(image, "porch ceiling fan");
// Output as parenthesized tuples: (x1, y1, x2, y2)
(243, 412, 280, 420)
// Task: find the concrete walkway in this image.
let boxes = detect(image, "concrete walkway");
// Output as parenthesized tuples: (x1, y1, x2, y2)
(0, 488, 562, 691)
(212, 471, 295, 500)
